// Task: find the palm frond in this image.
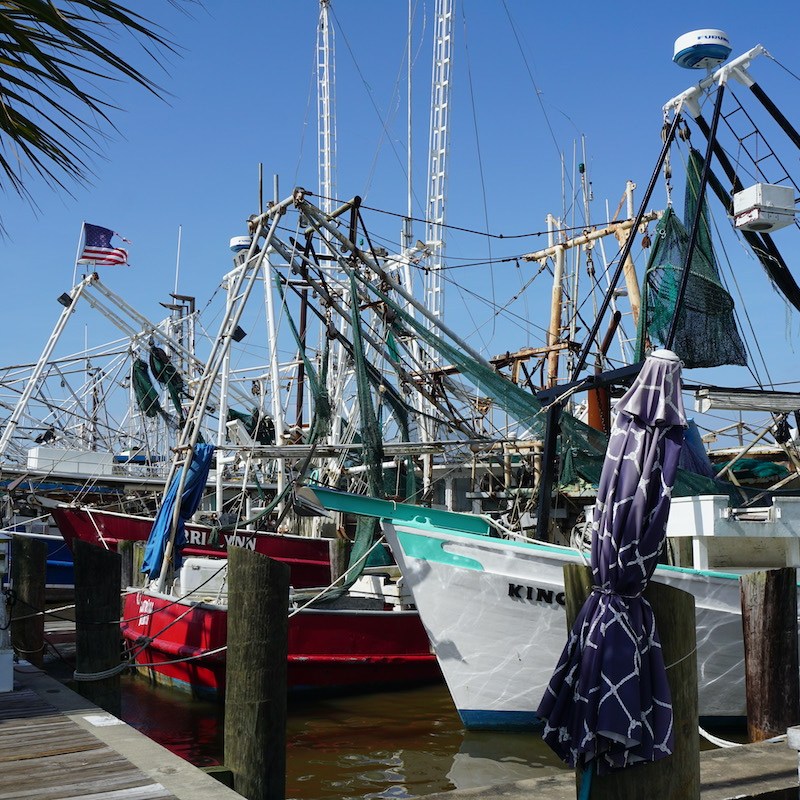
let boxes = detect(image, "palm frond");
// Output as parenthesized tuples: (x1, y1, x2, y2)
(0, 1, 194, 212)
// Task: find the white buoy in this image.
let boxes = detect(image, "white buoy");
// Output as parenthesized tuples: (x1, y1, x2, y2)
(673, 30, 732, 70)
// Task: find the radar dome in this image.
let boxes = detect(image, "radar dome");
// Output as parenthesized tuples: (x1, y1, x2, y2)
(229, 235, 252, 253)
(673, 30, 732, 69)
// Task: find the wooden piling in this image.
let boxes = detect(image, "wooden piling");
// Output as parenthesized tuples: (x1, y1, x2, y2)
(118, 542, 148, 597)
(224, 546, 290, 800)
(328, 537, 349, 584)
(10, 535, 47, 668)
(73, 540, 122, 717)
(563, 564, 700, 799)
(740, 567, 800, 741)
(118, 541, 134, 593)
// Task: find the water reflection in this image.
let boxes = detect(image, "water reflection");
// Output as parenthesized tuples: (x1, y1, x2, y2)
(120, 675, 224, 768)
(119, 675, 569, 799)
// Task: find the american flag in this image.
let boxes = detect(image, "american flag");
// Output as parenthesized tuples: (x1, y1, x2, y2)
(77, 223, 129, 266)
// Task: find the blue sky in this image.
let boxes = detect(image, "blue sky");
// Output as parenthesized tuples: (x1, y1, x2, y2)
(3, 0, 800, 404)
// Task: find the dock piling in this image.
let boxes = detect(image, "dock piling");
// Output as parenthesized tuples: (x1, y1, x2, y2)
(740, 567, 800, 741)
(563, 563, 700, 798)
(224, 546, 290, 800)
(73, 539, 122, 716)
(10, 534, 47, 668)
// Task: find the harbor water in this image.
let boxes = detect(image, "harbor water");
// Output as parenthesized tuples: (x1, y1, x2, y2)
(118, 674, 570, 799)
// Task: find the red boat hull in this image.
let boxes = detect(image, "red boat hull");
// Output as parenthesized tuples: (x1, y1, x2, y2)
(122, 590, 441, 697)
(52, 505, 333, 588)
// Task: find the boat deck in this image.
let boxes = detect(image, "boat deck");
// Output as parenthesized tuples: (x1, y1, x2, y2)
(0, 663, 239, 800)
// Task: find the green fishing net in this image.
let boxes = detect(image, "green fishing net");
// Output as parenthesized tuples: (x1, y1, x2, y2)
(636, 149, 747, 368)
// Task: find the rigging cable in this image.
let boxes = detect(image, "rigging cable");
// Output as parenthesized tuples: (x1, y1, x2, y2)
(498, 0, 568, 168)
(460, 0, 496, 337)
(328, 4, 410, 200)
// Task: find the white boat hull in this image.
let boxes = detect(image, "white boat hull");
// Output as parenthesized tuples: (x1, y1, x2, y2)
(382, 520, 767, 730)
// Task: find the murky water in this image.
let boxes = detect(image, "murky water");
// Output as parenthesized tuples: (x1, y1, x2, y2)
(119, 675, 570, 799)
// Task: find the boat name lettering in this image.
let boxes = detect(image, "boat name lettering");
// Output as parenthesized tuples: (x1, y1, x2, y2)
(138, 598, 154, 627)
(185, 529, 211, 546)
(183, 529, 255, 550)
(507, 583, 565, 606)
(222, 533, 256, 550)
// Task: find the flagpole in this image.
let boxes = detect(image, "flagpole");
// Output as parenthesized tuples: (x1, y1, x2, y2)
(72, 221, 86, 286)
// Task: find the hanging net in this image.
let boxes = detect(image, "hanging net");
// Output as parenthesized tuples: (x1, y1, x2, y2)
(226, 407, 275, 445)
(346, 271, 392, 570)
(635, 149, 748, 368)
(149, 345, 187, 421)
(132, 359, 163, 418)
(362, 279, 732, 500)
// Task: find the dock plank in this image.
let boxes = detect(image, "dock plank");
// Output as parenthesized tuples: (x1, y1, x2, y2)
(0, 689, 180, 800)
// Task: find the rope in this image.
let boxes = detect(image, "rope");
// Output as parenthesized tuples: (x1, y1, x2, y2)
(697, 726, 786, 749)
(664, 645, 698, 671)
(73, 662, 130, 681)
(0, 513, 51, 533)
(288, 534, 389, 617)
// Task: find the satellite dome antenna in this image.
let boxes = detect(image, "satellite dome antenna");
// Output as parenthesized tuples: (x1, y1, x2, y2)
(673, 29, 732, 72)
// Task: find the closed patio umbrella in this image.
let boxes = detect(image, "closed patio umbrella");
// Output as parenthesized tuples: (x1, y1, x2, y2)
(537, 349, 687, 775)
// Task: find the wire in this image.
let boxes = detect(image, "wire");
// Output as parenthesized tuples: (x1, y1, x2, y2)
(499, 0, 571, 168)
(327, 5, 409, 198)
(460, 1, 496, 339)
(769, 54, 800, 84)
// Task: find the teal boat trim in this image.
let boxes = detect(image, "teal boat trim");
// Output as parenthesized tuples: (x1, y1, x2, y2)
(309, 484, 491, 535)
(390, 519, 754, 583)
(396, 530, 485, 571)
(311, 486, 779, 584)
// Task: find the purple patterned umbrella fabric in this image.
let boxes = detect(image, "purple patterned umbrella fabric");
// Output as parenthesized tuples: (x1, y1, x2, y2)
(537, 349, 686, 774)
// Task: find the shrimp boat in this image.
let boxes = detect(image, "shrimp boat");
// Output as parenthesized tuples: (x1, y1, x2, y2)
(122, 529, 440, 698)
(121, 483, 477, 697)
(347, 34, 800, 729)
(118, 189, 472, 697)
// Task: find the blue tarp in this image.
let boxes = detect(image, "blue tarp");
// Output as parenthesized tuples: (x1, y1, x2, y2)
(141, 443, 215, 578)
(679, 418, 716, 479)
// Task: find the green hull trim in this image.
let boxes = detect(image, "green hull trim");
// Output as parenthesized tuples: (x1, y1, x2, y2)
(396, 530, 485, 571)
(309, 485, 491, 535)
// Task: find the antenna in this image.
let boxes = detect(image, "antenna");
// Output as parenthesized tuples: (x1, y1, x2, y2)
(259, 163, 263, 215)
(174, 225, 182, 295)
(673, 29, 732, 71)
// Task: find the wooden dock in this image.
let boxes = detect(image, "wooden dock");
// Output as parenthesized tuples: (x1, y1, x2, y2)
(422, 738, 799, 800)
(0, 662, 241, 800)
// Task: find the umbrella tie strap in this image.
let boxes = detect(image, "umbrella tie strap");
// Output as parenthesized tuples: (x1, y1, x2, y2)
(592, 583, 642, 600)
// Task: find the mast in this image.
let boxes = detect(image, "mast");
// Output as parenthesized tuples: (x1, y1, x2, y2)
(417, 0, 455, 495)
(317, 0, 336, 215)
(545, 214, 565, 389)
(423, 0, 454, 326)
(316, 0, 347, 484)
(0, 276, 95, 458)
(156, 196, 296, 592)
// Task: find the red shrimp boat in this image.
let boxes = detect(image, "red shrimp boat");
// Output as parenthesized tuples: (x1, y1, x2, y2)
(51, 504, 333, 589)
(121, 559, 441, 698)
